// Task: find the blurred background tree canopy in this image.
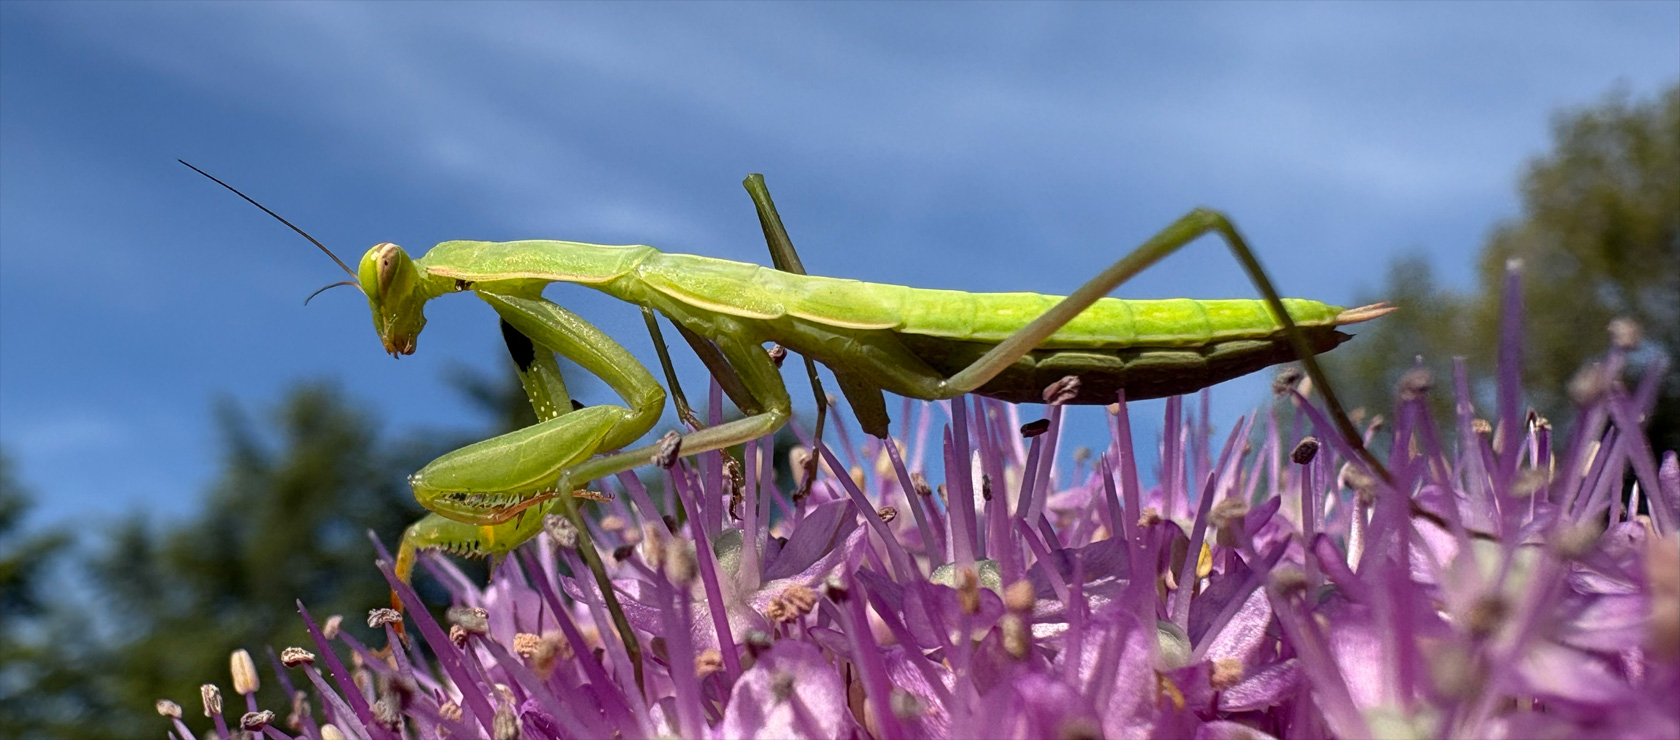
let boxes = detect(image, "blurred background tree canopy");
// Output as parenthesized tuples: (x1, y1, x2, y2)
(0, 83, 1675, 738)
(1325, 83, 1678, 456)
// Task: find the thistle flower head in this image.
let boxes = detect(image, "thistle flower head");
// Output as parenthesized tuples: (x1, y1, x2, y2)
(162, 265, 1678, 739)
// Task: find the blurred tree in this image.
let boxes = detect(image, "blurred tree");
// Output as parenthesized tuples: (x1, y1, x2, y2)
(54, 384, 441, 737)
(1326, 83, 1678, 456)
(1471, 84, 1678, 455)
(1322, 254, 1470, 429)
(0, 450, 106, 739)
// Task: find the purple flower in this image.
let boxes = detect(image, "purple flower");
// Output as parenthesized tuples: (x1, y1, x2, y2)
(164, 262, 1679, 739)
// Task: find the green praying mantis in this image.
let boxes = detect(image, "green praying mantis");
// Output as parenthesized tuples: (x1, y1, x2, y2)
(182, 161, 1390, 603)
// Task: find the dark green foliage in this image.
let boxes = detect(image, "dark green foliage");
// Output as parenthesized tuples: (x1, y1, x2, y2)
(1473, 84, 1679, 455)
(1329, 83, 1679, 455)
(0, 451, 95, 739)
(75, 384, 438, 737)
(1321, 254, 1469, 428)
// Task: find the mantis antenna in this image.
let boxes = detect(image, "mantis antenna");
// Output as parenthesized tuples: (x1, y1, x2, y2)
(178, 159, 365, 301)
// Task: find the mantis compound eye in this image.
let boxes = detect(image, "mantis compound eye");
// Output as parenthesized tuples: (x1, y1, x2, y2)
(373, 242, 403, 296)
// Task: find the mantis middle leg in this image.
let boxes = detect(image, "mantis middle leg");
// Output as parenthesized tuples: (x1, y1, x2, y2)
(552, 312, 794, 494)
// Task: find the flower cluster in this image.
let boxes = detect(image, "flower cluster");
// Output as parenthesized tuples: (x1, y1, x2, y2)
(164, 266, 1678, 739)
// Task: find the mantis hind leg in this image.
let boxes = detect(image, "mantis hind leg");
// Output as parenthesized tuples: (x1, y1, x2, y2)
(877, 209, 1382, 477)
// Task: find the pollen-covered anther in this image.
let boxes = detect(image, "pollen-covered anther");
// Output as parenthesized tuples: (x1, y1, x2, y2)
(767, 584, 818, 624)
(280, 646, 316, 667)
(519, 630, 572, 674)
(600, 514, 627, 532)
(1339, 463, 1378, 505)
(1571, 360, 1618, 406)
(695, 648, 724, 678)
(1269, 566, 1310, 598)
(241, 710, 277, 730)
(769, 671, 797, 702)
(367, 607, 403, 628)
(156, 699, 182, 718)
(514, 632, 542, 657)
(322, 614, 344, 639)
(447, 606, 489, 636)
(642, 522, 667, 566)
(849, 465, 866, 491)
(1058, 717, 1104, 740)
(438, 702, 463, 723)
(890, 688, 924, 719)
(230, 649, 260, 695)
(1398, 366, 1434, 401)
(1466, 594, 1509, 639)
(288, 689, 311, 731)
(1551, 523, 1601, 561)
(1211, 498, 1249, 547)
(653, 429, 683, 468)
(449, 624, 470, 648)
(1001, 613, 1031, 659)
(1137, 507, 1161, 529)
(789, 446, 812, 490)
(492, 701, 520, 740)
(663, 540, 698, 585)
(1511, 467, 1549, 498)
(767, 343, 788, 367)
(910, 472, 932, 497)
(1291, 436, 1320, 465)
(1210, 657, 1245, 690)
(1428, 643, 1482, 698)
(1647, 535, 1680, 660)
(544, 514, 579, 549)
(875, 439, 904, 478)
(200, 683, 223, 716)
(957, 568, 981, 615)
(372, 687, 403, 730)
(822, 575, 848, 603)
(1156, 671, 1186, 710)
(1004, 579, 1036, 613)
(1608, 316, 1643, 350)
(1043, 375, 1081, 405)
(1272, 366, 1305, 396)
(877, 505, 897, 524)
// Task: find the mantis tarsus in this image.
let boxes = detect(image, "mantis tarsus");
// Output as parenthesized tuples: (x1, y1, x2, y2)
(184, 161, 1390, 683)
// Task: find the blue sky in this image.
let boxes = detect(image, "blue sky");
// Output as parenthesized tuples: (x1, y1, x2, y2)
(2, 3, 1676, 532)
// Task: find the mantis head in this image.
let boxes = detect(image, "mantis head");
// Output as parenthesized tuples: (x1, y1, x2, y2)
(358, 243, 429, 357)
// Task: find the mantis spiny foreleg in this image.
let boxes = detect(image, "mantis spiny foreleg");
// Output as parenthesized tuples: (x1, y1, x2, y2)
(393, 288, 663, 689)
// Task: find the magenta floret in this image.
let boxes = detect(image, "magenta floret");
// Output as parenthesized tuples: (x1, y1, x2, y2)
(175, 263, 1677, 739)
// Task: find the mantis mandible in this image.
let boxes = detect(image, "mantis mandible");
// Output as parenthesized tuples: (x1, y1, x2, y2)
(182, 161, 1390, 596)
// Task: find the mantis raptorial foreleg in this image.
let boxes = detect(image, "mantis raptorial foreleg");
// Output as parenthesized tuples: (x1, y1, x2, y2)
(392, 288, 669, 689)
(393, 290, 665, 570)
